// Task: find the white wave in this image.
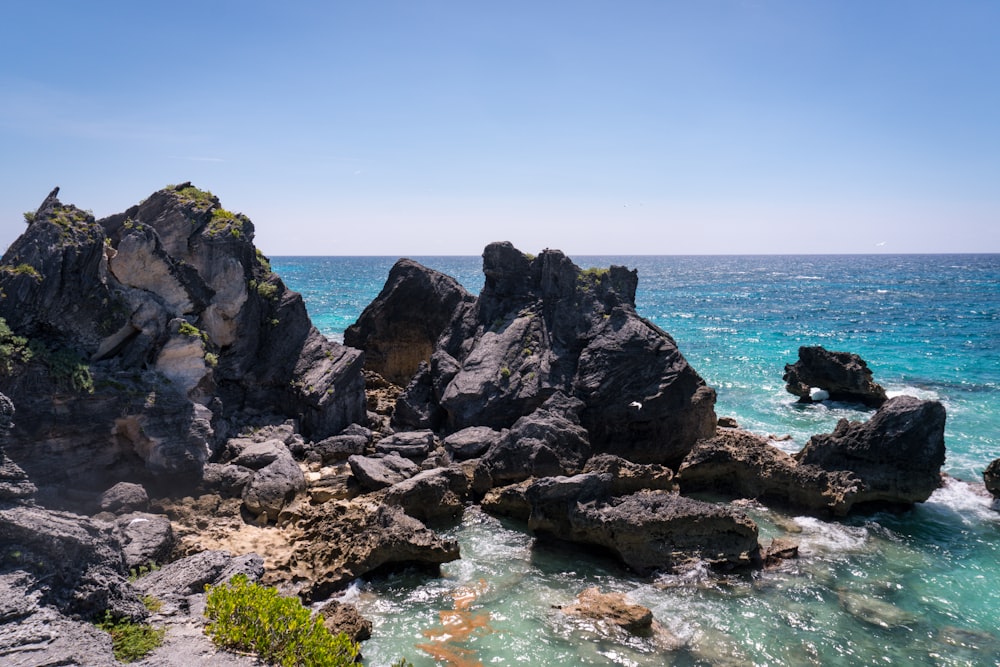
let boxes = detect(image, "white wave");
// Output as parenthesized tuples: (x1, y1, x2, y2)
(885, 385, 941, 401)
(795, 275, 824, 280)
(923, 477, 1000, 524)
(791, 516, 870, 555)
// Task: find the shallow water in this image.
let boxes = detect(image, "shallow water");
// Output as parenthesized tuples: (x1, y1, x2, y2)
(274, 254, 1000, 667)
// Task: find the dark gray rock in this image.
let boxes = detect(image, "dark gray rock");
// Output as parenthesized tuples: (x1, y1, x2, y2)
(0, 449, 36, 502)
(783, 346, 888, 407)
(348, 453, 420, 491)
(312, 434, 368, 463)
(374, 430, 436, 459)
(132, 550, 264, 601)
(525, 475, 760, 575)
(477, 392, 591, 487)
(582, 454, 676, 496)
(383, 466, 469, 524)
(390, 243, 716, 465)
(985, 459, 1000, 500)
(115, 512, 174, 571)
(442, 426, 502, 460)
(796, 395, 946, 507)
(345, 258, 474, 386)
(99, 482, 150, 514)
(241, 451, 306, 522)
(199, 462, 253, 497)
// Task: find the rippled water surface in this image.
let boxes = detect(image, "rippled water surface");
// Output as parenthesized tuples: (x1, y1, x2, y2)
(274, 254, 1000, 667)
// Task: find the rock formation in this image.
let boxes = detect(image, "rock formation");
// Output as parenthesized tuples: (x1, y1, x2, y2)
(371, 242, 716, 466)
(783, 345, 888, 407)
(984, 459, 1000, 499)
(0, 184, 365, 498)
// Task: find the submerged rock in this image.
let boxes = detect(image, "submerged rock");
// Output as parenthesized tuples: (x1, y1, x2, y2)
(783, 345, 887, 407)
(560, 586, 653, 635)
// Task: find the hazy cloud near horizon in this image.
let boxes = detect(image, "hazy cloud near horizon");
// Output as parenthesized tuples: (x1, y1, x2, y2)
(1, 1, 998, 256)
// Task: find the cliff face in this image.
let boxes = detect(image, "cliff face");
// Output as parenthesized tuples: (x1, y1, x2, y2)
(0, 184, 365, 496)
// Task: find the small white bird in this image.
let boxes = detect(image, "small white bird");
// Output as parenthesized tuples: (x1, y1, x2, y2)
(629, 401, 643, 410)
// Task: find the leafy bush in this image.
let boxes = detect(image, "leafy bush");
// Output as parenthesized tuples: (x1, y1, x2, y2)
(0, 263, 42, 281)
(177, 320, 207, 342)
(0, 318, 32, 375)
(204, 574, 359, 667)
(29, 341, 94, 393)
(96, 611, 165, 663)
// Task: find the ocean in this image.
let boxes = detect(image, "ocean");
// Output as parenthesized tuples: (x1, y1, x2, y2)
(273, 254, 1000, 667)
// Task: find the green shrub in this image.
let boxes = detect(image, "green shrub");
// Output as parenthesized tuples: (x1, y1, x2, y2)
(0, 263, 42, 281)
(28, 340, 94, 393)
(0, 318, 32, 375)
(177, 320, 207, 342)
(172, 184, 216, 208)
(204, 574, 359, 667)
(97, 611, 165, 663)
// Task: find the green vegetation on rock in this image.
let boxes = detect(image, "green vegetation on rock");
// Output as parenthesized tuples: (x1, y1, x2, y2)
(204, 574, 359, 667)
(0, 263, 43, 281)
(29, 340, 94, 393)
(0, 318, 32, 375)
(96, 611, 165, 663)
(170, 184, 217, 208)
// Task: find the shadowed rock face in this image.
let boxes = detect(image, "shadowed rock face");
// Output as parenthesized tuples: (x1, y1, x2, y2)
(783, 346, 887, 407)
(0, 184, 365, 496)
(378, 242, 716, 466)
(984, 459, 1000, 499)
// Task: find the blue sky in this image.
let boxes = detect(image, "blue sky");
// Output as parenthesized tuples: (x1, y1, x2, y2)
(1, 1, 998, 255)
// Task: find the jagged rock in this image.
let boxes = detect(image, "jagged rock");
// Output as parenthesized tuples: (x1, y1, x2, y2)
(480, 479, 534, 522)
(242, 454, 306, 523)
(678, 429, 865, 516)
(133, 550, 263, 600)
(783, 346, 887, 407)
(320, 599, 373, 642)
(99, 482, 150, 514)
(344, 258, 474, 386)
(311, 432, 369, 464)
(114, 512, 174, 570)
(0, 503, 144, 621)
(525, 475, 760, 574)
(442, 426, 502, 460)
(0, 185, 366, 497)
(984, 459, 1000, 499)
(199, 462, 254, 497)
(383, 466, 469, 524)
(796, 395, 946, 506)
(477, 392, 591, 487)
(390, 243, 716, 465)
(348, 453, 419, 491)
(291, 503, 460, 600)
(374, 430, 436, 459)
(763, 537, 800, 566)
(560, 587, 653, 634)
(582, 454, 676, 495)
(306, 463, 358, 503)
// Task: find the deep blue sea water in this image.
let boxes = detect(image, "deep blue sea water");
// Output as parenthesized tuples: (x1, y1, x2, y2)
(273, 254, 1000, 667)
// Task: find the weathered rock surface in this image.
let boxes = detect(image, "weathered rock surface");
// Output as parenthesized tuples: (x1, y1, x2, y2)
(984, 458, 1000, 500)
(560, 586, 653, 634)
(442, 426, 502, 460)
(525, 474, 760, 574)
(344, 258, 474, 386)
(382, 465, 469, 524)
(115, 512, 175, 570)
(100, 481, 151, 514)
(319, 599, 373, 642)
(348, 453, 420, 491)
(374, 429, 436, 459)
(783, 346, 887, 407)
(290, 502, 461, 600)
(582, 454, 676, 496)
(132, 550, 264, 602)
(678, 429, 865, 516)
(0, 184, 365, 498)
(387, 242, 716, 466)
(796, 395, 946, 506)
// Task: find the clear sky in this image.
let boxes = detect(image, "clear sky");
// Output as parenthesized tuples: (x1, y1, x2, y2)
(1, 1, 998, 256)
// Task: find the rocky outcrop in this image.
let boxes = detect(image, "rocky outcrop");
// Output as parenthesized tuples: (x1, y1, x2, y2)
(115, 512, 175, 570)
(382, 465, 469, 524)
(386, 242, 716, 466)
(0, 184, 365, 499)
(344, 258, 474, 386)
(524, 473, 760, 574)
(560, 587, 653, 635)
(100, 481, 150, 514)
(348, 453, 420, 491)
(320, 599, 373, 643)
(783, 346, 887, 407)
(796, 395, 946, 506)
(984, 459, 1000, 499)
(680, 397, 947, 515)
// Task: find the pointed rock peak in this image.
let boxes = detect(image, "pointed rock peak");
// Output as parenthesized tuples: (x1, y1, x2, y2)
(32, 186, 62, 220)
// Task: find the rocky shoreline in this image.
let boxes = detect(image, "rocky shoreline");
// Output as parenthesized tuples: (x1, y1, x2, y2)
(0, 184, 981, 665)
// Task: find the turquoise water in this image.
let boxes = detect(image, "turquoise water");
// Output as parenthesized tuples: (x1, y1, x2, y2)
(273, 254, 1000, 667)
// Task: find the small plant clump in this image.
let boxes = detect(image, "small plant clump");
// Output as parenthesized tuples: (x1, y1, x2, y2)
(204, 574, 359, 667)
(0, 317, 32, 375)
(96, 611, 165, 663)
(171, 184, 217, 208)
(177, 320, 207, 342)
(28, 340, 94, 393)
(249, 279, 279, 301)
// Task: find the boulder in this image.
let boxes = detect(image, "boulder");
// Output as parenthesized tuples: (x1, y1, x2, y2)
(678, 429, 865, 516)
(374, 430, 436, 459)
(241, 453, 306, 522)
(796, 395, 946, 506)
(348, 453, 420, 491)
(115, 512, 175, 570)
(133, 550, 264, 601)
(344, 258, 474, 386)
(391, 243, 716, 465)
(560, 587, 653, 635)
(199, 462, 254, 497)
(291, 503, 460, 601)
(525, 474, 761, 574)
(99, 481, 150, 514)
(783, 346, 887, 407)
(442, 426, 502, 460)
(480, 479, 534, 522)
(311, 433, 369, 464)
(383, 466, 469, 524)
(477, 392, 592, 487)
(320, 599, 373, 642)
(984, 459, 1000, 500)
(582, 453, 676, 495)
